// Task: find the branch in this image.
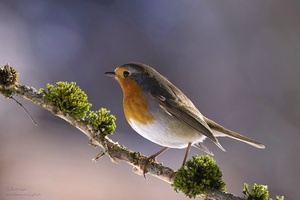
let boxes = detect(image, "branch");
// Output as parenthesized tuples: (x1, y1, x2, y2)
(2, 64, 281, 200)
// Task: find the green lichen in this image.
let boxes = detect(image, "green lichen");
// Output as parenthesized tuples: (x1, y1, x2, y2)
(129, 151, 140, 165)
(87, 108, 116, 136)
(243, 183, 284, 200)
(40, 82, 92, 120)
(172, 155, 226, 198)
(275, 196, 285, 200)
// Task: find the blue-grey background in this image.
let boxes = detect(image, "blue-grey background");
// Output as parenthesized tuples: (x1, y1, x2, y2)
(1, 1, 299, 199)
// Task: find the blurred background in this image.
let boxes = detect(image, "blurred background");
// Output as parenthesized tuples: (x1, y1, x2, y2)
(0, 0, 299, 199)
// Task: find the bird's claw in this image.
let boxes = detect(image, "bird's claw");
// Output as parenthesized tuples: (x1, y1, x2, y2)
(142, 156, 157, 178)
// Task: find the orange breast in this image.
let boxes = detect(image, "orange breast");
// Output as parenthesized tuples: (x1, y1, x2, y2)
(119, 78, 155, 124)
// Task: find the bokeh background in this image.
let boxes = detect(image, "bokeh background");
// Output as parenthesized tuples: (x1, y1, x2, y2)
(1, 0, 299, 199)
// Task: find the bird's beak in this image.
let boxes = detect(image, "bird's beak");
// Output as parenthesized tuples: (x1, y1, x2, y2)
(104, 71, 116, 77)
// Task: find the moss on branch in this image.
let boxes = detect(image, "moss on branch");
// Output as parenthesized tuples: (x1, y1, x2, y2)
(0, 63, 18, 87)
(87, 108, 116, 136)
(0, 63, 19, 97)
(172, 155, 226, 198)
(40, 82, 92, 120)
(243, 183, 284, 200)
(39, 81, 116, 136)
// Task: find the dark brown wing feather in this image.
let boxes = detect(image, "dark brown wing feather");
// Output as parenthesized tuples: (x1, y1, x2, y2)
(153, 96, 216, 142)
(150, 81, 225, 151)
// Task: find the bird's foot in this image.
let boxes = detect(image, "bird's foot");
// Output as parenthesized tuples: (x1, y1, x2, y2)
(142, 155, 157, 178)
(142, 147, 169, 178)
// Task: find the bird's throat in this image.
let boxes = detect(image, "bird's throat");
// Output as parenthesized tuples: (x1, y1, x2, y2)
(120, 78, 155, 125)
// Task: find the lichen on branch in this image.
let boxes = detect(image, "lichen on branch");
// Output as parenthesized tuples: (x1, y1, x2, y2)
(87, 108, 116, 136)
(0, 63, 18, 87)
(172, 155, 226, 198)
(242, 183, 284, 200)
(38, 81, 116, 137)
(0, 63, 19, 97)
(40, 82, 92, 120)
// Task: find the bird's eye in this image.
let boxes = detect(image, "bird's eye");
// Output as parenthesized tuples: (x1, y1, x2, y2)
(123, 71, 130, 77)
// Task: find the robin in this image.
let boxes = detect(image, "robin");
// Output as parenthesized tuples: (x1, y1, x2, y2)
(105, 63, 265, 169)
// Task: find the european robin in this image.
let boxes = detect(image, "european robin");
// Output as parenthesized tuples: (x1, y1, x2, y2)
(105, 63, 265, 169)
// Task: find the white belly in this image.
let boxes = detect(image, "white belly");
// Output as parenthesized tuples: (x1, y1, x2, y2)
(128, 107, 206, 148)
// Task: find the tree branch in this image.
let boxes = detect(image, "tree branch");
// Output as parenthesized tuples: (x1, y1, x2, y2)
(0, 72, 247, 200)
(1, 83, 177, 183)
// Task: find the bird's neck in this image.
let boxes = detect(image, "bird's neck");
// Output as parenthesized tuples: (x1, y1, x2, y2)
(119, 78, 155, 125)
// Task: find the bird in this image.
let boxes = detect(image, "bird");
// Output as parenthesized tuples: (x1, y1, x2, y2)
(105, 62, 265, 170)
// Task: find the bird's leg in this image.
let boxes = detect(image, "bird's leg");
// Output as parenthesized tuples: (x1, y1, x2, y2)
(182, 142, 192, 166)
(148, 147, 169, 162)
(143, 147, 169, 178)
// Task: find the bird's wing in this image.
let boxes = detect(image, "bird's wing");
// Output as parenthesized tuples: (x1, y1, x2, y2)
(151, 84, 225, 151)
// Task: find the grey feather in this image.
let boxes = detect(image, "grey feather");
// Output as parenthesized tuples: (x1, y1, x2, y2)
(193, 142, 215, 156)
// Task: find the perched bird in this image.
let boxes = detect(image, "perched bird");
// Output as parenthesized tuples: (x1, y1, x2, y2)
(105, 63, 265, 168)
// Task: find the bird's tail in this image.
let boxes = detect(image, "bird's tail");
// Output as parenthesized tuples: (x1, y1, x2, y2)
(204, 117, 265, 149)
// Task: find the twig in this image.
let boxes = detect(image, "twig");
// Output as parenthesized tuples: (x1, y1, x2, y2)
(11, 96, 38, 126)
